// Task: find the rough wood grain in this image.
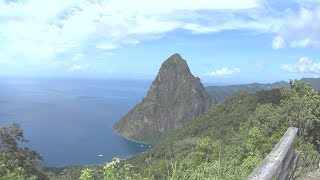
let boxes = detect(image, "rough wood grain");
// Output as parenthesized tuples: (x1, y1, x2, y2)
(247, 127, 298, 180)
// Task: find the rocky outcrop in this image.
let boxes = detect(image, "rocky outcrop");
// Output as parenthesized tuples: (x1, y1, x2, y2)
(114, 53, 214, 143)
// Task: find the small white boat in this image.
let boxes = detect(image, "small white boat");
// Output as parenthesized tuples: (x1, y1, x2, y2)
(98, 154, 103, 157)
(141, 145, 144, 147)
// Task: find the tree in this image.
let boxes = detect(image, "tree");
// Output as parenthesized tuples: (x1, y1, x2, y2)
(80, 168, 93, 180)
(80, 158, 140, 180)
(0, 123, 47, 180)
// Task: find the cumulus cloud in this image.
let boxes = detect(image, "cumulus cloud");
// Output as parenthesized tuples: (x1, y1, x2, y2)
(206, 67, 240, 77)
(273, 7, 320, 49)
(281, 57, 320, 74)
(72, 53, 84, 61)
(69, 64, 90, 72)
(183, 18, 275, 34)
(0, 0, 275, 65)
(272, 36, 286, 49)
(290, 38, 314, 48)
(96, 43, 119, 50)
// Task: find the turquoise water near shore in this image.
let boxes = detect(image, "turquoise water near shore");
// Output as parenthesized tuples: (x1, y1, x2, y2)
(0, 77, 152, 166)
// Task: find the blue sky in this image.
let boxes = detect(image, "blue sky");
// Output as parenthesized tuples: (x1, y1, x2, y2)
(0, 0, 320, 84)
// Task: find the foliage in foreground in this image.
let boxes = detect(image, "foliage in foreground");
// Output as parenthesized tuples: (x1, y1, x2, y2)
(78, 80, 320, 180)
(79, 158, 141, 180)
(0, 123, 47, 180)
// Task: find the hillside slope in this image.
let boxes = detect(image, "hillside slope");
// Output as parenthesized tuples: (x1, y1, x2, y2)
(206, 78, 320, 102)
(124, 82, 320, 179)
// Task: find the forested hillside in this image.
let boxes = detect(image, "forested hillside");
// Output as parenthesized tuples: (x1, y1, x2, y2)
(76, 80, 320, 179)
(205, 78, 320, 102)
(1, 80, 319, 180)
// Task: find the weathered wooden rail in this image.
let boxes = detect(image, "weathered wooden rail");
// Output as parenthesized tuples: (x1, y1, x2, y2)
(247, 127, 299, 180)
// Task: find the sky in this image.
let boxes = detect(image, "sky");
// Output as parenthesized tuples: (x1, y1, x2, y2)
(0, 0, 320, 84)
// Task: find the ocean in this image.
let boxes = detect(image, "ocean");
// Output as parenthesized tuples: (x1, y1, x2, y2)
(0, 77, 152, 166)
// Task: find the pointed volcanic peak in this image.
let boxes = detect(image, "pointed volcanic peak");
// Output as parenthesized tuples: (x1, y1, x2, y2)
(114, 53, 214, 143)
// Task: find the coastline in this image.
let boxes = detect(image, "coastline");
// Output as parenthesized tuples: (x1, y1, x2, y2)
(112, 127, 152, 145)
(42, 129, 152, 168)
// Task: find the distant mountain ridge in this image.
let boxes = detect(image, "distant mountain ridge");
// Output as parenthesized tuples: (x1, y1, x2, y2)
(114, 54, 214, 143)
(206, 78, 320, 102)
(300, 78, 320, 91)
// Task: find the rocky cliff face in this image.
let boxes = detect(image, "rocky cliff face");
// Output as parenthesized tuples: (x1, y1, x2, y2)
(114, 53, 214, 143)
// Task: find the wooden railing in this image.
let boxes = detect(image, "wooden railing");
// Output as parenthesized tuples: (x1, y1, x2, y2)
(247, 127, 299, 180)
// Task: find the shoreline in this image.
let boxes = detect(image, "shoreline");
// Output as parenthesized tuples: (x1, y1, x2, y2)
(42, 128, 152, 169)
(112, 127, 152, 145)
(42, 127, 152, 169)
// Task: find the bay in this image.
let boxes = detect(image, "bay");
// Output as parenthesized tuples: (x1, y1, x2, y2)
(0, 77, 151, 166)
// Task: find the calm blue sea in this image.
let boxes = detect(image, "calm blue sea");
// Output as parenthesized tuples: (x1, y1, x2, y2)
(0, 77, 152, 166)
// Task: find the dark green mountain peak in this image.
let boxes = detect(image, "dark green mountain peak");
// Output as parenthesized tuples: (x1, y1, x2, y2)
(114, 53, 214, 143)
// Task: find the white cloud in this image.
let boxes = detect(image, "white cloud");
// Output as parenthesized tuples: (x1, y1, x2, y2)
(69, 64, 90, 72)
(281, 57, 320, 74)
(96, 43, 119, 50)
(290, 38, 318, 48)
(0, 0, 273, 66)
(206, 67, 240, 77)
(273, 7, 320, 49)
(72, 53, 84, 61)
(123, 39, 140, 46)
(272, 36, 286, 49)
(183, 15, 278, 34)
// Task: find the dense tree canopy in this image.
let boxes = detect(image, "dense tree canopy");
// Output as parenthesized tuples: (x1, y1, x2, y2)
(89, 80, 319, 180)
(0, 123, 47, 180)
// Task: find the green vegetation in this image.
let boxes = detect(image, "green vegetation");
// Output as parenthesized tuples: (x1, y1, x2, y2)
(205, 81, 289, 102)
(78, 80, 319, 179)
(205, 78, 320, 102)
(300, 77, 320, 92)
(1, 80, 319, 179)
(0, 123, 47, 180)
(78, 158, 142, 180)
